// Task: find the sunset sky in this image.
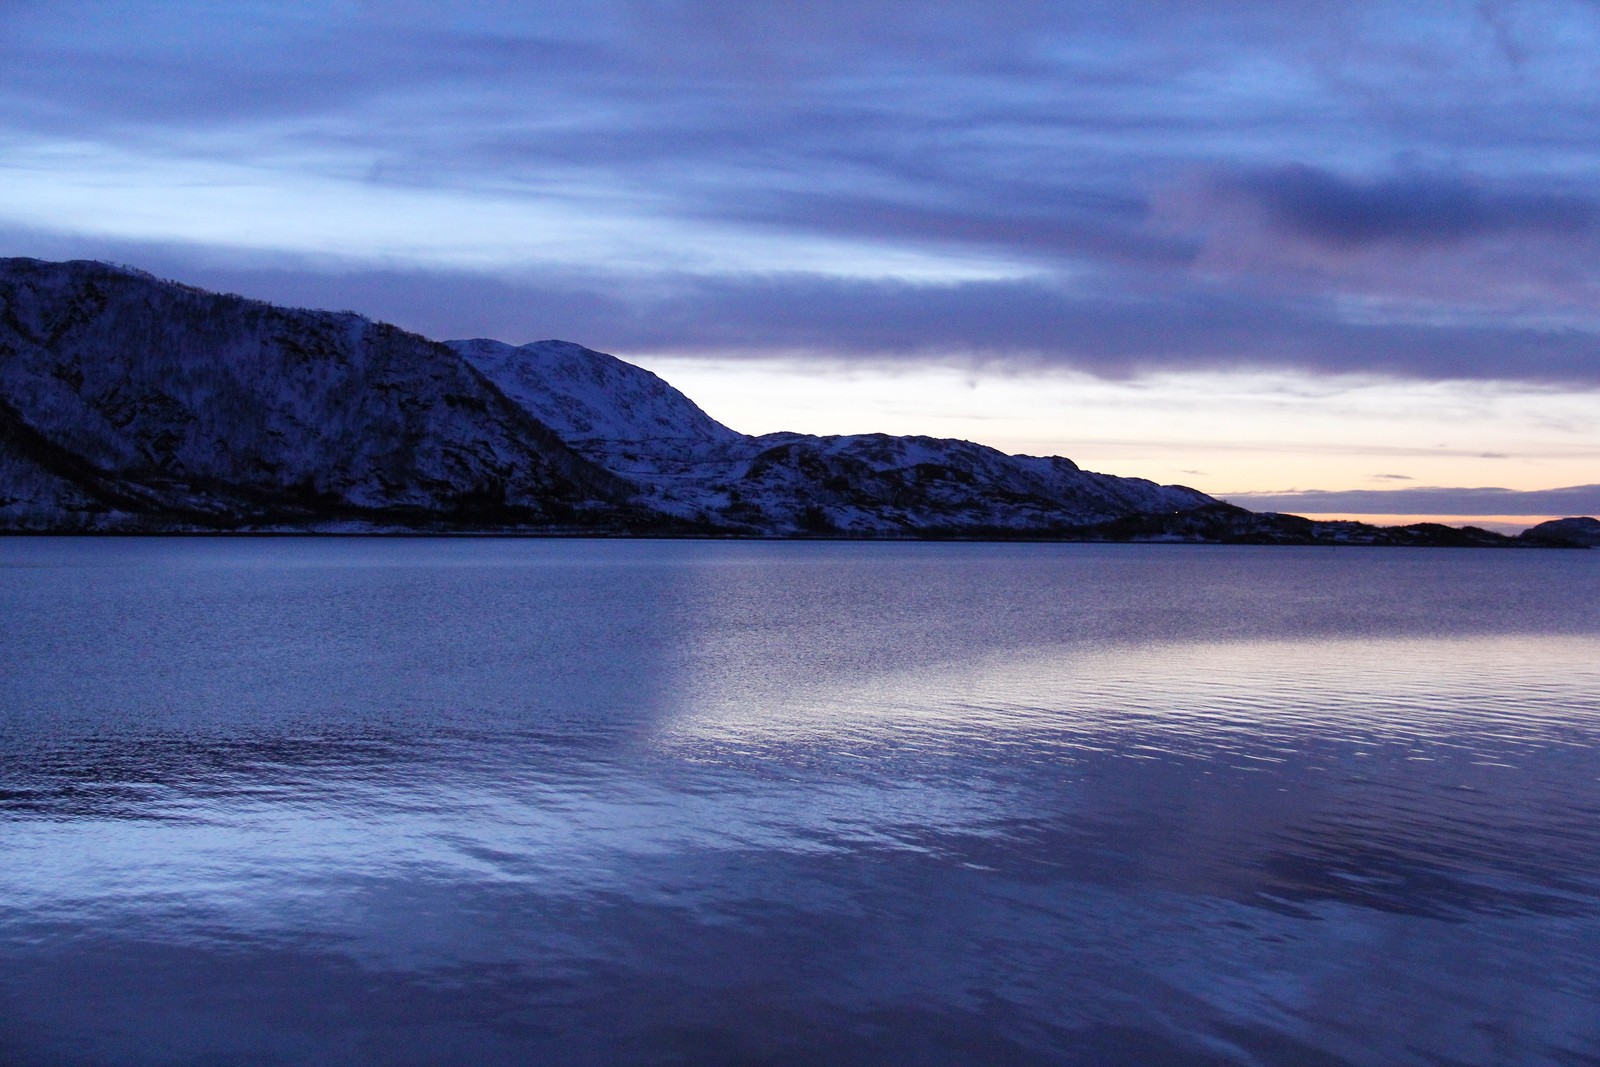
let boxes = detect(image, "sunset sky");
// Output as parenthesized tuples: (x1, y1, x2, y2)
(2, 1, 1596, 527)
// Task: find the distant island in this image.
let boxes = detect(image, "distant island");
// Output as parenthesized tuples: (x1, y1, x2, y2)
(0, 258, 1591, 547)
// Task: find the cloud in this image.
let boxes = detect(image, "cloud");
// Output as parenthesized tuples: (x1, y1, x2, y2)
(604, 273, 1600, 385)
(9, 223, 1599, 385)
(1214, 165, 1600, 248)
(709, 189, 1197, 271)
(1223, 484, 1600, 516)
(6, 2, 1600, 387)
(1159, 163, 1600, 327)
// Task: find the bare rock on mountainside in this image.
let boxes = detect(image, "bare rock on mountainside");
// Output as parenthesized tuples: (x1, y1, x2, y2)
(0, 258, 635, 530)
(452, 339, 1212, 535)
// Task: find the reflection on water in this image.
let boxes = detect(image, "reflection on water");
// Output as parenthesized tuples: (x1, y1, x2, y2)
(2, 538, 1598, 1066)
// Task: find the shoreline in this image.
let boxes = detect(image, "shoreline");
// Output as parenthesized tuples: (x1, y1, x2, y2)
(1, 526, 1591, 548)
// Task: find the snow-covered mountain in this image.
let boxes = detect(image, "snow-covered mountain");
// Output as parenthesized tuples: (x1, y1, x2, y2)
(0, 256, 1219, 534)
(0, 258, 633, 530)
(450, 338, 739, 445)
(453, 339, 1212, 534)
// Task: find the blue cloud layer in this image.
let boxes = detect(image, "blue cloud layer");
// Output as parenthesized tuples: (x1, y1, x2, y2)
(10, 225, 1598, 385)
(1221, 166, 1600, 248)
(4, 1, 1600, 382)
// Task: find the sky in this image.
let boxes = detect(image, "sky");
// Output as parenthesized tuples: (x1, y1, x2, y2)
(2, 0, 1597, 526)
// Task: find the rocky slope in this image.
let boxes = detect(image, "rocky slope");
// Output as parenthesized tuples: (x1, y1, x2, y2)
(452, 339, 1211, 535)
(0, 258, 636, 530)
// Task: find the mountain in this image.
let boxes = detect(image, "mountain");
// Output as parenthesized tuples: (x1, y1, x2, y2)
(1522, 517, 1600, 547)
(0, 258, 636, 531)
(452, 339, 1210, 535)
(449, 338, 740, 446)
(8, 256, 1565, 544)
(0, 258, 1210, 535)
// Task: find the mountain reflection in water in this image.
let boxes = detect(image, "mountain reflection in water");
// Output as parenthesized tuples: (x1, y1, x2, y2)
(2, 538, 1597, 1066)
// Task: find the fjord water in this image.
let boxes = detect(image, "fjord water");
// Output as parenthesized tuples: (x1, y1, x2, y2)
(2, 539, 1597, 1066)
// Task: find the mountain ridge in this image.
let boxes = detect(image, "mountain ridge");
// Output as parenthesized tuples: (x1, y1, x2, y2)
(450, 338, 1213, 535)
(0, 257, 1588, 545)
(0, 258, 642, 531)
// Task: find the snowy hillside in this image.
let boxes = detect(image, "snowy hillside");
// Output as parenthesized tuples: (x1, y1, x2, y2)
(1, 257, 1218, 535)
(449, 339, 739, 444)
(458, 340, 1212, 534)
(0, 258, 632, 530)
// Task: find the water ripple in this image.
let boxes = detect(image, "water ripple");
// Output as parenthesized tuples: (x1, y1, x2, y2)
(2, 539, 1598, 1066)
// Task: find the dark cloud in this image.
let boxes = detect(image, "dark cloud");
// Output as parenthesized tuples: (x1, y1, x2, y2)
(1223, 485, 1600, 517)
(618, 274, 1600, 384)
(1219, 165, 1600, 247)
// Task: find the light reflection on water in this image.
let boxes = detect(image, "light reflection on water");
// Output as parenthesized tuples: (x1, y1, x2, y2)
(2, 538, 1598, 1066)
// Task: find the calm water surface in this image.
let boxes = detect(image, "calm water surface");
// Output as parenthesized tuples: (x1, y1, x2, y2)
(2, 538, 1598, 1066)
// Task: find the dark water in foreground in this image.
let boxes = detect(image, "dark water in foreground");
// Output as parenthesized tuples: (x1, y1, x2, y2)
(2, 538, 1598, 1066)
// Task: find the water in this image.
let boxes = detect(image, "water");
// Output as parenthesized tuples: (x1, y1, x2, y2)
(2, 538, 1597, 1066)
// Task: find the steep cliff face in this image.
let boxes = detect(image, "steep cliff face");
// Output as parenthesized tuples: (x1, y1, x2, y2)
(0, 259, 631, 529)
(455, 339, 1213, 535)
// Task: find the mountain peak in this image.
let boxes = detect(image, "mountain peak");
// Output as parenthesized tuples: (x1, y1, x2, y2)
(0, 260, 632, 530)
(450, 337, 741, 444)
